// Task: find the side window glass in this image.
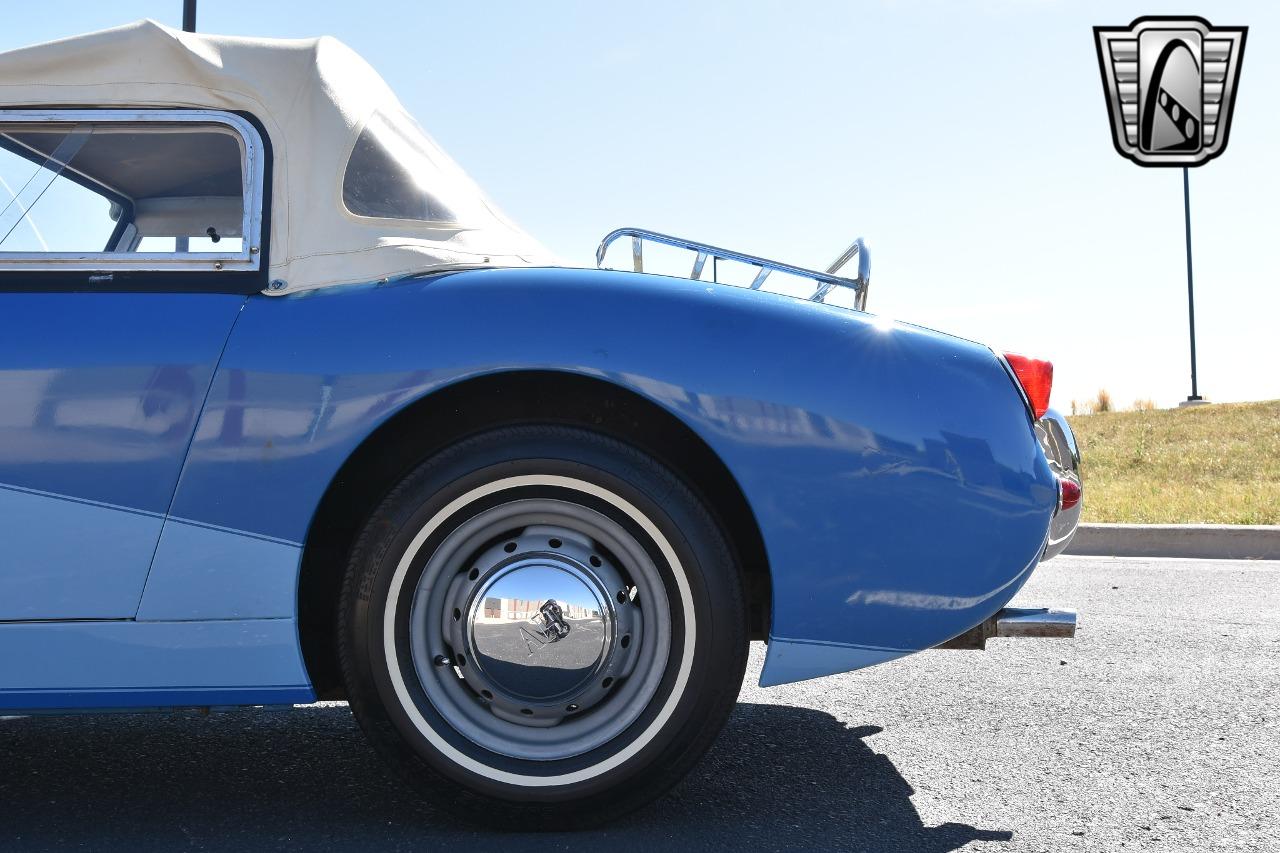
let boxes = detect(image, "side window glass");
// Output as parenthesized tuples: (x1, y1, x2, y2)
(0, 113, 261, 271)
(0, 127, 118, 252)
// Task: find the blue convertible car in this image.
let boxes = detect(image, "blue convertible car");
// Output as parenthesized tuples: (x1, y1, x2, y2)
(0, 21, 1080, 822)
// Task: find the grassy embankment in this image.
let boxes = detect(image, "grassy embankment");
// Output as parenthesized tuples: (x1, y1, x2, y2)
(1067, 399, 1280, 524)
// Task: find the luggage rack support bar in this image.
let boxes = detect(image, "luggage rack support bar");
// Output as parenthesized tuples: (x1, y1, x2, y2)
(596, 227, 869, 310)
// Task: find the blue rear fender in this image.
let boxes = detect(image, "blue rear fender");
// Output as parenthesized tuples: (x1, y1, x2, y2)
(165, 266, 1057, 688)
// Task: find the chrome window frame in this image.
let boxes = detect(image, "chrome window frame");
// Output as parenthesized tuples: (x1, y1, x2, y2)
(0, 109, 265, 273)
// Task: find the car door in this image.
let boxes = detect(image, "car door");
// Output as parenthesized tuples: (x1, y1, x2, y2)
(0, 109, 267, 619)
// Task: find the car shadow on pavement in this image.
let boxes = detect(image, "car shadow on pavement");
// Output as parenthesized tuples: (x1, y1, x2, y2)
(0, 702, 1011, 852)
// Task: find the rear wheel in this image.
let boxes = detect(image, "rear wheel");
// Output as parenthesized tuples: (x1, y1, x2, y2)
(338, 425, 747, 825)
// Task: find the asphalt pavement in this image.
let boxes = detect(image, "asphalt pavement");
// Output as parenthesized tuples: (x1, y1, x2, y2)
(1, 556, 1276, 852)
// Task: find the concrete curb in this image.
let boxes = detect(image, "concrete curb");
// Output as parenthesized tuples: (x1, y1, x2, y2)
(1064, 523, 1280, 561)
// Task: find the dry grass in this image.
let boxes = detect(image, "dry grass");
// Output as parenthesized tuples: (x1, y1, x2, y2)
(1071, 388, 1120, 415)
(1067, 400, 1280, 524)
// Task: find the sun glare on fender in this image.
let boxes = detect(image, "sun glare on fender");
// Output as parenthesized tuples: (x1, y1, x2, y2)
(869, 314, 895, 333)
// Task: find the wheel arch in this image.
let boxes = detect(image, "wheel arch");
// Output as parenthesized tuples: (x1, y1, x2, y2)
(298, 369, 771, 699)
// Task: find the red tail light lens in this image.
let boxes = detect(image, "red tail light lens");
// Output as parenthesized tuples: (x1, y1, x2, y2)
(1058, 477, 1081, 511)
(1004, 353, 1053, 420)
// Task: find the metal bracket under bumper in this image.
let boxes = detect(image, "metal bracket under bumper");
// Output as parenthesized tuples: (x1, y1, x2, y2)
(935, 607, 1077, 650)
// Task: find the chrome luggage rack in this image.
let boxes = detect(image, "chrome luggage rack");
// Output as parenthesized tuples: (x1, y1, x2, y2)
(595, 227, 870, 311)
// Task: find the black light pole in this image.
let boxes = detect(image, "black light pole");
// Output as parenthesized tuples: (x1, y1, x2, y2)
(182, 0, 197, 32)
(1182, 167, 1202, 403)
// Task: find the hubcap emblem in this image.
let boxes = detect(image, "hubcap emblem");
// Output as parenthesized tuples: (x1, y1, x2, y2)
(468, 561, 609, 703)
(535, 600, 571, 643)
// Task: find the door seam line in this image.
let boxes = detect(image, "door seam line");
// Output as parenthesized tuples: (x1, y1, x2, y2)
(132, 295, 250, 617)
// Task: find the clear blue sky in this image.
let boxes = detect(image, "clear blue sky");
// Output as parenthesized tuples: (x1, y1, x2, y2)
(3, 1, 1276, 409)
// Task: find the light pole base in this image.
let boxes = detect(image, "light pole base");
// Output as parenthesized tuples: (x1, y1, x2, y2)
(1178, 397, 1211, 408)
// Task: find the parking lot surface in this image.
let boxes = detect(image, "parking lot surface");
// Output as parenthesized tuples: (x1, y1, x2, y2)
(1, 556, 1276, 852)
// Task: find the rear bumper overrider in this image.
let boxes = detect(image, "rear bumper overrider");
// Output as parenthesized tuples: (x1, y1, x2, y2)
(1038, 407, 1082, 561)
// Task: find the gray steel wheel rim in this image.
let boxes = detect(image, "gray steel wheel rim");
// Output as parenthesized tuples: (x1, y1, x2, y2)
(407, 497, 673, 761)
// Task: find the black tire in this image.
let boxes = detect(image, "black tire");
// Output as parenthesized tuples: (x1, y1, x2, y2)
(338, 425, 747, 827)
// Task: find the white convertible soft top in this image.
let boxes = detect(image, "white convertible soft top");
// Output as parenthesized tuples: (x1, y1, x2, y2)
(0, 19, 553, 293)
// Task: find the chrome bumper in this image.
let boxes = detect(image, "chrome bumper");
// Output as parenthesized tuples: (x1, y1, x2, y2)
(936, 607, 1077, 650)
(1037, 407, 1082, 561)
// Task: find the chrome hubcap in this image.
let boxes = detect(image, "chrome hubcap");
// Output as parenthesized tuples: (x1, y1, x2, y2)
(441, 526, 641, 726)
(407, 497, 671, 761)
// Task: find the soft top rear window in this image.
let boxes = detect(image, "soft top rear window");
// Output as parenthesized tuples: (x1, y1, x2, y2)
(342, 109, 490, 224)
